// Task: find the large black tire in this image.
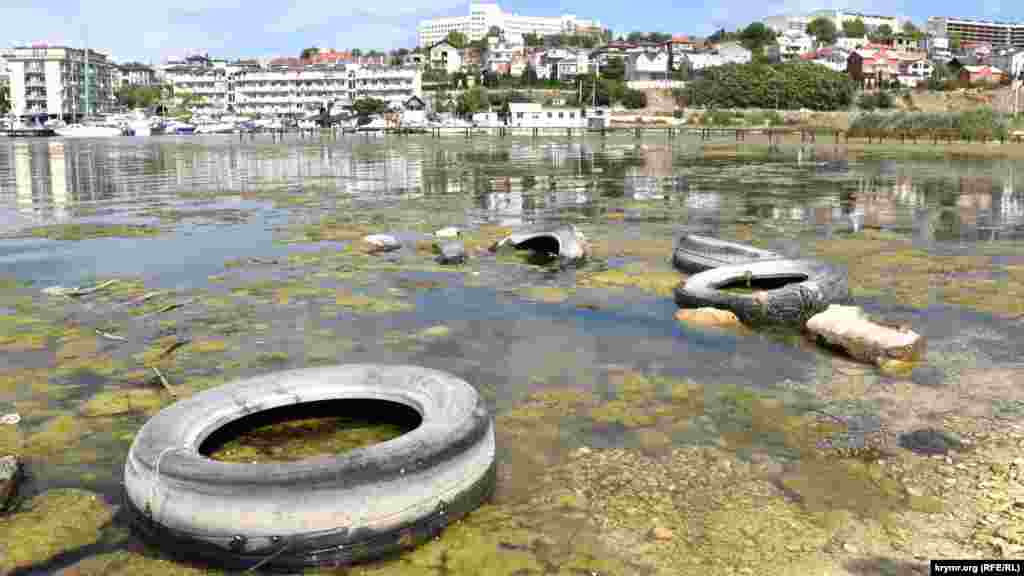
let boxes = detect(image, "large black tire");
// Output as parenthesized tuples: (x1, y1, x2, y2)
(671, 234, 782, 275)
(123, 365, 495, 571)
(674, 259, 851, 327)
(492, 225, 588, 264)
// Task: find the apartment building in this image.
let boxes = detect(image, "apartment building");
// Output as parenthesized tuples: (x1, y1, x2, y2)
(927, 17, 1024, 48)
(168, 59, 422, 116)
(417, 2, 601, 47)
(119, 63, 158, 87)
(3, 45, 116, 121)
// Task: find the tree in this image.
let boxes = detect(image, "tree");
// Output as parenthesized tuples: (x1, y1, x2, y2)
(621, 89, 647, 109)
(446, 31, 467, 49)
(523, 33, 543, 47)
(352, 97, 388, 116)
(901, 21, 924, 41)
(487, 25, 502, 37)
(116, 85, 165, 109)
(352, 49, 362, 58)
(602, 29, 614, 43)
(300, 47, 319, 61)
(842, 18, 866, 38)
(870, 24, 893, 43)
(626, 31, 645, 44)
(524, 64, 539, 86)
(739, 22, 777, 54)
(685, 62, 855, 111)
(0, 84, 9, 115)
(482, 70, 500, 88)
(601, 56, 625, 81)
(949, 31, 962, 52)
(456, 86, 484, 116)
(806, 17, 838, 46)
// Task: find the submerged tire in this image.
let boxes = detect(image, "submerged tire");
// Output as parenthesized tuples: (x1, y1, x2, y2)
(123, 364, 495, 571)
(673, 259, 851, 326)
(671, 234, 782, 275)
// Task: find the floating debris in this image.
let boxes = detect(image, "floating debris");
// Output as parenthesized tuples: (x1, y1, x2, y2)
(492, 225, 589, 265)
(41, 279, 119, 298)
(0, 414, 20, 425)
(435, 226, 461, 239)
(437, 240, 467, 265)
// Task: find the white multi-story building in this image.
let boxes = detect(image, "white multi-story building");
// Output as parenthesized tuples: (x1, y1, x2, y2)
(176, 62, 422, 116)
(927, 17, 1024, 49)
(767, 30, 816, 62)
(766, 10, 900, 35)
(418, 2, 601, 48)
(2, 45, 116, 121)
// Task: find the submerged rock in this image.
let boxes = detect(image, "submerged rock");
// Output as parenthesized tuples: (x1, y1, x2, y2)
(437, 240, 466, 265)
(360, 234, 402, 253)
(898, 429, 965, 456)
(805, 305, 926, 365)
(435, 226, 461, 239)
(492, 225, 589, 265)
(674, 308, 747, 332)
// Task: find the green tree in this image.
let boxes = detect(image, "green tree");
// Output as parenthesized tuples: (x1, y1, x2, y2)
(870, 24, 894, 43)
(739, 22, 777, 54)
(523, 33, 543, 47)
(352, 49, 362, 58)
(600, 56, 625, 81)
(842, 18, 866, 38)
(524, 64, 539, 86)
(806, 17, 838, 45)
(602, 29, 614, 43)
(685, 61, 855, 111)
(0, 84, 9, 115)
(434, 91, 453, 113)
(300, 47, 319, 60)
(949, 31, 962, 52)
(352, 97, 388, 116)
(621, 89, 647, 109)
(488, 25, 502, 37)
(446, 31, 467, 49)
(456, 86, 484, 116)
(116, 85, 165, 109)
(901, 21, 924, 41)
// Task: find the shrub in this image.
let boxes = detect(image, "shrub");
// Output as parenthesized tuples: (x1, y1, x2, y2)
(685, 61, 855, 111)
(857, 91, 893, 111)
(849, 108, 1009, 140)
(621, 89, 648, 110)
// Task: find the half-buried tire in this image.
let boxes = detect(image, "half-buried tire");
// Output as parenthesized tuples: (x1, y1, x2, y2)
(671, 234, 782, 275)
(674, 259, 851, 327)
(123, 364, 495, 571)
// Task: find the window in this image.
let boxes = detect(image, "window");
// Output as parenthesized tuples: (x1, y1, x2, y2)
(547, 112, 552, 118)
(558, 112, 564, 119)
(517, 112, 524, 119)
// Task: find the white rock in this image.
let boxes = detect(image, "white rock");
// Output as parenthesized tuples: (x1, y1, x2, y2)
(0, 413, 20, 425)
(434, 227, 461, 238)
(361, 234, 401, 251)
(805, 305, 926, 365)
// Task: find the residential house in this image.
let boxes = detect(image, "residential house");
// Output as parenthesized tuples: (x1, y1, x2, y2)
(992, 48, 1024, 80)
(882, 34, 922, 51)
(835, 37, 869, 51)
(543, 48, 587, 80)
(767, 30, 815, 63)
(119, 63, 158, 86)
(896, 55, 934, 87)
(718, 42, 752, 64)
(925, 37, 952, 62)
(678, 52, 724, 75)
(802, 47, 850, 72)
(462, 47, 483, 69)
(507, 102, 586, 127)
(589, 42, 636, 67)
(847, 45, 902, 88)
(625, 50, 670, 81)
(961, 42, 992, 65)
(483, 35, 525, 76)
(959, 65, 1006, 84)
(429, 40, 463, 75)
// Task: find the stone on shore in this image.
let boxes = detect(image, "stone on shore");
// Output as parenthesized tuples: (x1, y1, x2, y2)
(674, 308, 747, 332)
(436, 240, 466, 265)
(359, 234, 402, 254)
(0, 455, 21, 509)
(805, 305, 925, 365)
(434, 227, 461, 239)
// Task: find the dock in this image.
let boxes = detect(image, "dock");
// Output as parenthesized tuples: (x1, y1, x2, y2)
(6, 128, 57, 138)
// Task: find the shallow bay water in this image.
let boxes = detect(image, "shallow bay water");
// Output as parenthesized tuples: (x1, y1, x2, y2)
(0, 133, 1023, 575)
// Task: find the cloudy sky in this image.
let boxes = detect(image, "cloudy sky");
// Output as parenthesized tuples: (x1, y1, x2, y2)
(2, 0, 1020, 64)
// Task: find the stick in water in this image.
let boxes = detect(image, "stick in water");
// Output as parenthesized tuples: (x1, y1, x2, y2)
(152, 367, 176, 397)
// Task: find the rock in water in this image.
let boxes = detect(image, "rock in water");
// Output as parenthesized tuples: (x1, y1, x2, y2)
(804, 305, 925, 365)
(434, 227, 461, 239)
(0, 455, 21, 509)
(436, 241, 466, 265)
(674, 308, 748, 333)
(360, 234, 402, 254)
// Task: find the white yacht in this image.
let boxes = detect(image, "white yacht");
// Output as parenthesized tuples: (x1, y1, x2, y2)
(55, 123, 125, 138)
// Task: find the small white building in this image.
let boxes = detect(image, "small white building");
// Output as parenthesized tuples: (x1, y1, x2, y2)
(835, 37, 869, 51)
(767, 30, 816, 63)
(507, 102, 586, 127)
(681, 52, 724, 72)
(625, 50, 670, 81)
(429, 40, 463, 76)
(718, 42, 753, 64)
(992, 49, 1024, 81)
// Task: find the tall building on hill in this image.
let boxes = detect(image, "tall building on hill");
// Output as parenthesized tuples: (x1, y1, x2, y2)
(927, 16, 1024, 48)
(417, 2, 602, 48)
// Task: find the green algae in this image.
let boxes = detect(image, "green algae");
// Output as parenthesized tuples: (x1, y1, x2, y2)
(809, 230, 1024, 317)
(231, 279, 335, 305)
(578, 264, 682, 297)
(189, 338, 227, 354)
(12, 223, 161, 241)
(0, 489, 114, 573)
(254, 351, 290, 366)
(206, 414, 412, 464)
(61, 549, 219, 575)
(520, 286, 574, 304)
(334, 291, 413, 314)
(24, 413, 92, 457)
(81, 388, 167, 418)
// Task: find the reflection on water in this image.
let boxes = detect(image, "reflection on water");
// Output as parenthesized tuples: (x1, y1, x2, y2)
(0, 135, 1023, 244)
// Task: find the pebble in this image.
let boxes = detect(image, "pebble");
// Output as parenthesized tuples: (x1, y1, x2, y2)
(0, 413, 19, 425)
(650, 525, 674, 541)
(435, 227, 461, 238)
(906, 486, 924, 497)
